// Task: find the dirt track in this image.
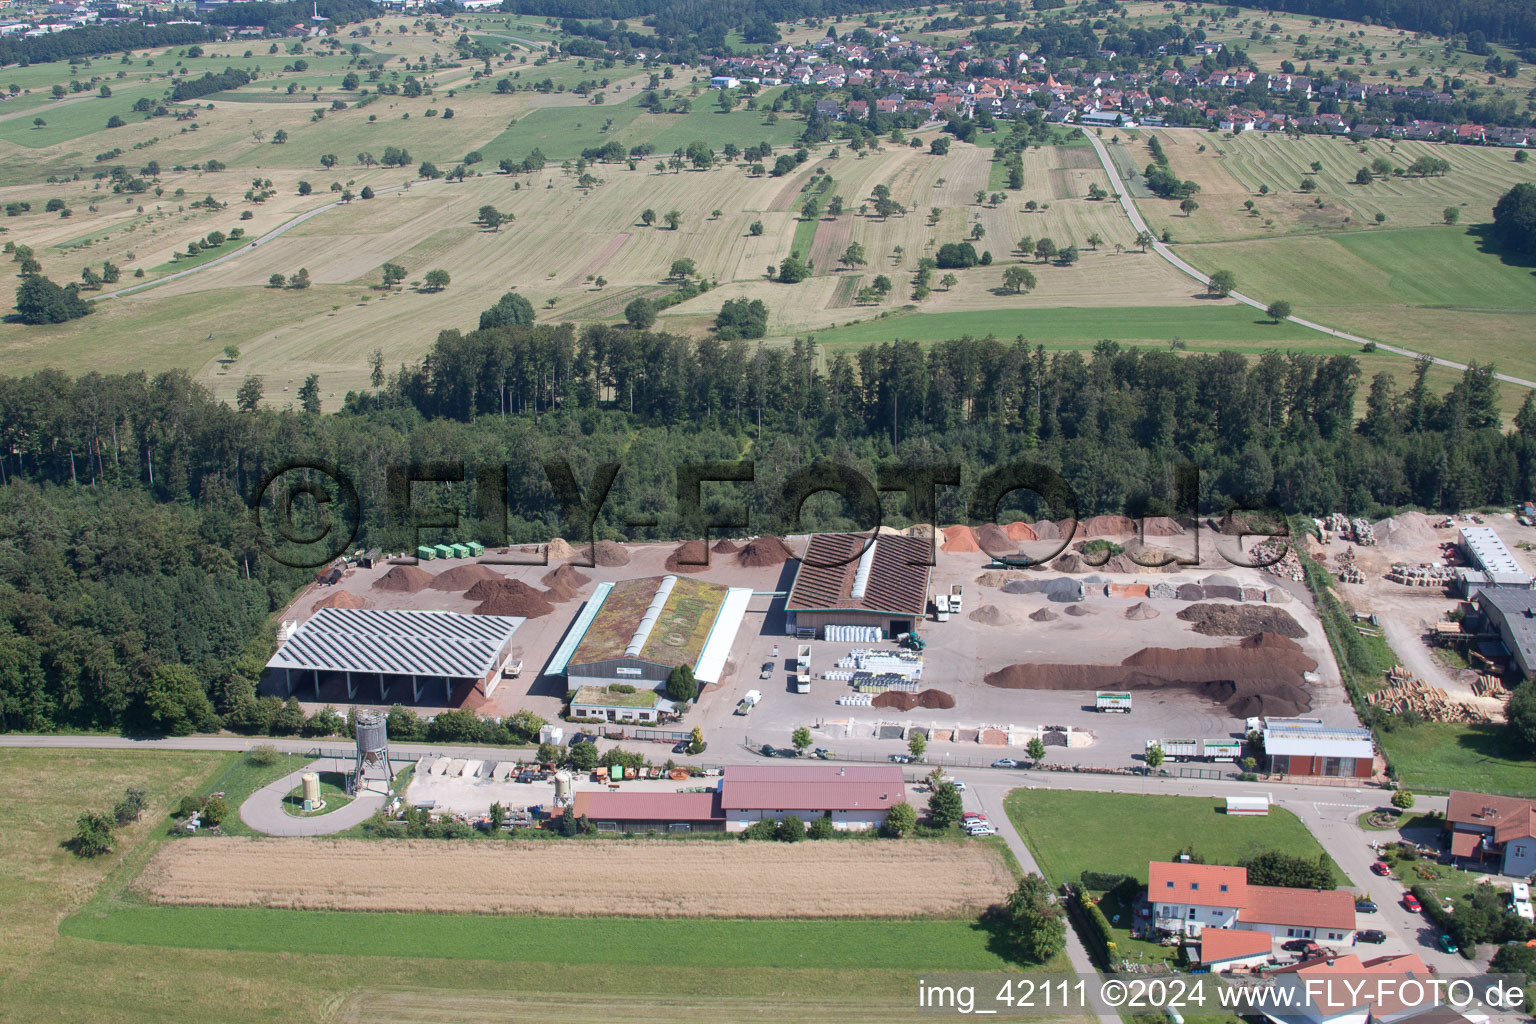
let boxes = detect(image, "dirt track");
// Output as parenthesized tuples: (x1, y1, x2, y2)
(139, 837, 1013, 917)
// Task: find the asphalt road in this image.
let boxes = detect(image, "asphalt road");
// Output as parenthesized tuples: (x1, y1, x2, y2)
(1078, 128, 1536, 392)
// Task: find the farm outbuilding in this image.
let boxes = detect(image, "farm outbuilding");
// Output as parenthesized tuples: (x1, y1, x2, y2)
(719, 764, 906, 832)
(546, 575, 753, 691)
(784, 533, 932, 639)
(572, 791, 725, 833)
(265, 607, 524, 705)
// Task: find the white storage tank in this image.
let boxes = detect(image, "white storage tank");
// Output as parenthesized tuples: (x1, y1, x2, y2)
(554, 770, 573, 807)
(301, 772, 321, 809)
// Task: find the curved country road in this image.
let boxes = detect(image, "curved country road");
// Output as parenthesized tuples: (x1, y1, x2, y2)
(1078, 128, 1536, 391)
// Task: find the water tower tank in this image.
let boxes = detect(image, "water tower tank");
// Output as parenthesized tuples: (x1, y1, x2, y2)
(302, 772, 321, 804)
(553, 770, 573, 806)
(355, 710, 388, 764)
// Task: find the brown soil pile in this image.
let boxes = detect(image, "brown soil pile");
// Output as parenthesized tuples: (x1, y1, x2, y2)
(872, 688, 957, 711)
(372, 566, 433, 594)
(1004, 520, 1039, 542)
(1125, 602, 1160, 620)
(942, 524, 981, 552)
(1064, 604, 1097, 617)
(1176, 603, 1305, 638)
(592, 540, 631, 567)
(312, 590, 372, 612)
(428, 564, 504, 591)
(465, 578, 555, 618)
(664, 540, 711, 574)
(976, 523, 1014, 553)
(1052, 552, 1084, 573)
(711, 538, 741, 554)
(1032, 519, 1062, 540)
(985, 632, 1316, 717)
(541, 563, 592, 602)
(1142, 516, 1187, 537)
(1029, 608, 1060, 622)
(547, 538, 577, 560)
(737, 536, 795, 567)
(969, 604, 1019, 626)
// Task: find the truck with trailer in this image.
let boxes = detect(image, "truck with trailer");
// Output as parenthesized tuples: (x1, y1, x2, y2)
(1095, 691, 1132, 713)
(1147, 738, 1243, 763)
(795, 645, 811, 693)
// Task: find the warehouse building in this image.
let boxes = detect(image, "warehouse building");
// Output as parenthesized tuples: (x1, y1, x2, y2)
(546, 575, 753, 691)
(266, 607, 524, 705)
(784, 533, 932, 639)
(572, 791, 724, 833)
(1457, 526, 1532, 597)
(1474, 587, 1536, 681)
(1261, 718, 1375, 779)
(719, 764, 905, 832)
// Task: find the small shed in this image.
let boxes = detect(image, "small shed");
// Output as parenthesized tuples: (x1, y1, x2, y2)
(1225, 796, 1269, 816)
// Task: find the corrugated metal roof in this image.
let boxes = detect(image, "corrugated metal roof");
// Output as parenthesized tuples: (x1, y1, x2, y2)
(1461, 526, 1530, 582)
(266, 607, 522, 679)
(572, 790, 721, 821)
(1262, 719, 1374, 758)
(785, 534, 931, 616)
(720, 764, 905, 812)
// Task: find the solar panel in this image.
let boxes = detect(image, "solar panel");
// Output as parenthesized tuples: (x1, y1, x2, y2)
(267, 608, 524, 679)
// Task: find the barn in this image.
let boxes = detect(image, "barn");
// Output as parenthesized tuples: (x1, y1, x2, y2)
(266, 607, 524, 706)
(546, 575, 753, 691)
(783, 533, 932, 639)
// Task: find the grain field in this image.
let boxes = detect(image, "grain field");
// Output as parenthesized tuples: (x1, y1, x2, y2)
(139, 837, 1013, 917)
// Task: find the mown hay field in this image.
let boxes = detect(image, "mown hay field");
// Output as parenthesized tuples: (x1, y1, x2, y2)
(139, 835, 1014, 917)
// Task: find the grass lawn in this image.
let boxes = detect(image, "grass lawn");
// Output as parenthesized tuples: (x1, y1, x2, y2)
(197, 748, 311, 837)
(1004, 790, 1349, 887)
(62, 905, 1042, 971)
(811, 304, 1328, 349)
(1376, 721, 1536, 797)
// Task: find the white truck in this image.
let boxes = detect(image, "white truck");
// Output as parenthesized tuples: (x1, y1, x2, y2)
(935, 594, 950, 621)
(795, 646, 812, 694)
(949, 584, 964, 614)
(1095, 691, 1132, 713)
(735, 689, 762, 715)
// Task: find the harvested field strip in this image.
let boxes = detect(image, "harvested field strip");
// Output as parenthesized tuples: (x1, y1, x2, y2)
(561, 231, 630, 288)
(827, 273, 864, 308)
(138, 837, 1012, 917)
(62, 906, 1023, 970)
(808, 213, 854, 279)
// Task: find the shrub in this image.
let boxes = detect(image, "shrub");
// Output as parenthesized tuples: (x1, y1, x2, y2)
(1080, 870, 1134, 891)
(176, 795, 203, 818)
(247, 744, 280, 766)
(884, 801, 916, 836)
(69, 811, 115, 857)
(112, 787, 147, 826)
(201, 795, 229, 827)
(776, 815, 806, 842)
(808, 816, 838, 839)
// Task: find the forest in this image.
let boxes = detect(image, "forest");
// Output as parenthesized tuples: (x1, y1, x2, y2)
(1, 327, 1534, 736)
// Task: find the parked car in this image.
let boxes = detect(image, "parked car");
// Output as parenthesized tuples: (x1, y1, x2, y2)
(990, 758, 1020, 769)
(759, 661, 774, 679)
(1355, 900, 1378, 914)
(1438, 934, 1459, 954)
(1281, 939, 1316, 954)
(962, 812, 988, 823)
(1403, 893, 1423, 914)
(951, 780, 967, 792)
(812, 747, 832, 759)
(889, 754, 911, 763)
(1371, 861, 1392, 876)
(966, 824, 997, 837)
(672, 741, 690, 753)
(1357, 929, 1387, 944)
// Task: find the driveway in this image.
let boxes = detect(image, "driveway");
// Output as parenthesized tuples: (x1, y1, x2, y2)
(236, 758, 392, 837)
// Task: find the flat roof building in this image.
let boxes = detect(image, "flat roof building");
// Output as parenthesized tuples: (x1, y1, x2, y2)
(1459, 526, 1531, 588)
(784, 533, 932, 638)
(266, 607, 523, 705)
(546, 575, 752, 691)
(1261, 718, 1374, 779)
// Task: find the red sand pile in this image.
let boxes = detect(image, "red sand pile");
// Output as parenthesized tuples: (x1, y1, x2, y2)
(541, 563, 592, 602)
(1082, 515, 1137, 537)
(428, 564, 504, 591)
(1176, 603, 1305, 638)
(872, 688, 957, 711)
(664, 540, 711, 574)
(711, 538, 741, 554)
(737, 536, 795, 567)
(372, 565, 433, 594)
(1004, 520, 1039, 542)
(465, 578, 555, 618)
(1142, 516, 1186, 537)
(312, 590, 372, 612)
(941, 524, 981, 552)
(984, 632, 1316, 717)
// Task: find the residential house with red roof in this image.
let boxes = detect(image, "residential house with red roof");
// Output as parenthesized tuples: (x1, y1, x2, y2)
(1445, 791, 1536, 875)
(1149, 861, 1356, 948)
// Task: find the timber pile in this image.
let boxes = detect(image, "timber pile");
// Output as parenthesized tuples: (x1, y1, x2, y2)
(1470, 675, 1506, 697)
(1365, 672, 1490, 723)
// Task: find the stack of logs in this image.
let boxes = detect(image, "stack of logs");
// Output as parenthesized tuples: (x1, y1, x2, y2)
(1470, 675, 1506, 697)
(1365, 668, 1491, 723)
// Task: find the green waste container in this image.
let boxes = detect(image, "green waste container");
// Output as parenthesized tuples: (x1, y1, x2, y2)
(465, 541, 485, 556)
(611, 765, 624, 781)
(433, 544, 454, 559)
(450, 543, 471, 558)
(416, 546, 436, 560)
